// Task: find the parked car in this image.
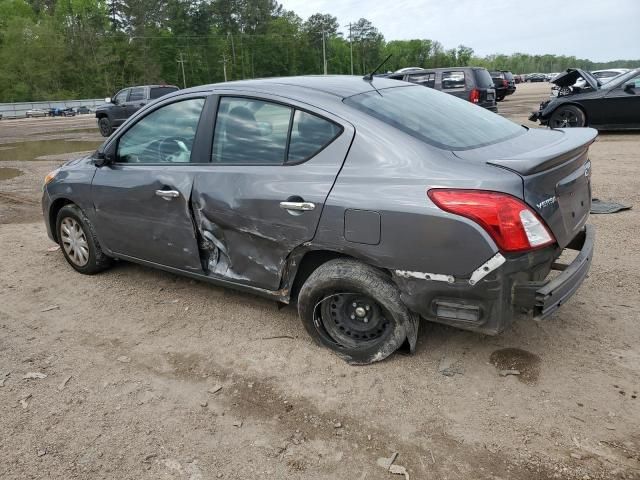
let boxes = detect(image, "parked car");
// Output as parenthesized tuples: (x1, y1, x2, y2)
(525, 73, 547, 83)
(75, 106, 92, 115)
(530, 68, 640, 129)
(95, 84, 179, 137)
(43, 75, 595, 364)
(490, 71, 516, 101)
(573, 68, 630, 88)
(385, 67, 497, 111)
(25, 108, 48, 118)
(49, 107, 76, 117)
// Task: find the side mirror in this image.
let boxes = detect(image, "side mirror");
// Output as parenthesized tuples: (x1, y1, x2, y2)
(105, 97, 112, 103)
(94, 149, 115, 167)
(624, 82, 636, 93)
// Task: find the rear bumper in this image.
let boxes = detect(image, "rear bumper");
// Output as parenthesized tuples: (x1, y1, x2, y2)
(392, 226, 594, 334)
(513, 225, 594, 319)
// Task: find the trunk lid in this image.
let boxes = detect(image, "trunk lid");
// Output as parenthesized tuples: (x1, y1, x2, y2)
(454, 127, 598, 248)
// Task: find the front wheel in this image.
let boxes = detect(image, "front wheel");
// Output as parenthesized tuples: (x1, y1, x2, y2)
(549, 105, 586, 128)
(297, 259, 419, 364)
(56, 204, 112, 274)
(98, 117, 113, 137)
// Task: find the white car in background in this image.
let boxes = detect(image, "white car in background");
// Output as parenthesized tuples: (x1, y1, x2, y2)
(574, 68, 630, 88)
(25, 108, 48, 118)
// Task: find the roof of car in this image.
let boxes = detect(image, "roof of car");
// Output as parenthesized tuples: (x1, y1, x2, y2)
(182, 75, 409, 99)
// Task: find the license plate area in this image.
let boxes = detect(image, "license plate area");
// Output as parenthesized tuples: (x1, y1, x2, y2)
(556, 162, 591, 235)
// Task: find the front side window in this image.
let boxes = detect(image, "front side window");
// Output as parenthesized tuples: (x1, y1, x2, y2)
(117, 98, 205, 163)
(344, 85, 525, 150)
(114, 89, 129, 104)
(212, 98, 292, 165)
(287, 110, 341, 163)
(441, 71, 466, 89)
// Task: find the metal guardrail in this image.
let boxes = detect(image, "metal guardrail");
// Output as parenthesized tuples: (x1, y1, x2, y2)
(0, 99, 104, 119)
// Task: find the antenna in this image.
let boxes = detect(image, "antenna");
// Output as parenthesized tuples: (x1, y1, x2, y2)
(363, 54, 392, 81)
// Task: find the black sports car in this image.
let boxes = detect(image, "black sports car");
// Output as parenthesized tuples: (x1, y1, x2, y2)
(529, 68, 640, 130)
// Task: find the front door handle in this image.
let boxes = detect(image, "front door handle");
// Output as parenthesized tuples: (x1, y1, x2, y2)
(279, 201, 315, 211)
(155, 189, 180, 200)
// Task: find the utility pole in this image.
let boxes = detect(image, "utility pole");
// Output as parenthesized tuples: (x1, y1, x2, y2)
(322, 30, 327, 75)
(177, 52, 187, 88)
(221, 54, 228, 82)
(349, 23, 354, 75)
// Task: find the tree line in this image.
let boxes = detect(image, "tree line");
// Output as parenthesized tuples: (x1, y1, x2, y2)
(0, 0, 637, 102)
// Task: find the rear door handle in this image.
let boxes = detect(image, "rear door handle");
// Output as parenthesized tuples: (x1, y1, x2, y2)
(155, 189, 180, 200)
(279, 201, 315, 211)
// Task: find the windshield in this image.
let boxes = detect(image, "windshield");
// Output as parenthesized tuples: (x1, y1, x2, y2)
(600, 69, 639, 90)
(344, 85, 525, 150)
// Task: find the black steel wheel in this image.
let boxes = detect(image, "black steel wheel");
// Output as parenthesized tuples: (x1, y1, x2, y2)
(549, 105, 586, 128)
(297, 259, 419, 364)
(319, 293, 390, 348)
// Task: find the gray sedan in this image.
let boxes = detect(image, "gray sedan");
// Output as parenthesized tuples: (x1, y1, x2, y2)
(42, 76, 595, 364)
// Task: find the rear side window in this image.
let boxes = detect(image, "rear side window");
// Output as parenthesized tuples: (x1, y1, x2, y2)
(288, 111, 341, 163)
(129, 87, 145, 102)
(503, 71, 514, 81)
(441, 71, 465, 89)
(212, 98, 291, 165)
(344, 85, 525, 150)
(473, 69, 495, 89)
(150, 86, 179, 99)
(408, 72, 435, 88)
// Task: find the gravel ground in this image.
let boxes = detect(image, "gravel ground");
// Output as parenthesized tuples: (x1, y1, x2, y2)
(1, 83, 639, 479)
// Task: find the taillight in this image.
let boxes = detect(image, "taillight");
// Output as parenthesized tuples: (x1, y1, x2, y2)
(469, 88, 480, 103)
(427, 189, 555, 252)
(502, 79, 508, 88)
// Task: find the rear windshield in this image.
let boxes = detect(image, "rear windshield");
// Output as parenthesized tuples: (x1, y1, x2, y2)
(502, 71, 514, 80)
(474, 69, 495, 88)
(344, 85, 525, 150)
(149, 86, 179, 99)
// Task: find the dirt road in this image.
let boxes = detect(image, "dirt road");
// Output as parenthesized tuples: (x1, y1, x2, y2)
(1, 84, 639, 479)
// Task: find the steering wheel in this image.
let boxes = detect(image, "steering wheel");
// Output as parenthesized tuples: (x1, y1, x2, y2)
(156, 137, 190, 162)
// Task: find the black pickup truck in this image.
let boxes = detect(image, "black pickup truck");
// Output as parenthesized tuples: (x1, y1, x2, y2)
(95, 85, 179, 137)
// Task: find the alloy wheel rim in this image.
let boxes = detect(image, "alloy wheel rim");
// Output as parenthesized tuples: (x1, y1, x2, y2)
(553, 109, 579, 127)
(60, 217, 90, 266)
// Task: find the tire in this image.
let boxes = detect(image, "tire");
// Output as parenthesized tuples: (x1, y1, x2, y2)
(56, 204, 112, 274)
(98, 117, 113, 137)
(549, 105, 586, 128)
(297, 259, 419, 365)
(497, 95, 505, 102)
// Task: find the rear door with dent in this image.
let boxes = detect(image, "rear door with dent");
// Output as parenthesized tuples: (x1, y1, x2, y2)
(191, 92, 354, 290)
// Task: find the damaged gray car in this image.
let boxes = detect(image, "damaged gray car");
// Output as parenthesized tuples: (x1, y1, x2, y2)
(42, 76, 595, 364)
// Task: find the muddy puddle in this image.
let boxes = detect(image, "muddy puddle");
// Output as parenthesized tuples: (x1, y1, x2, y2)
(490, 348, 541, 384)
(0, 139, 101, 161)
(0, 167, 23, 181)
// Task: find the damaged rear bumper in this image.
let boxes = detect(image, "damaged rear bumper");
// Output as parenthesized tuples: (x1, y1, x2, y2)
(513, 225, 594, 320)
(391, 225, 594, 335)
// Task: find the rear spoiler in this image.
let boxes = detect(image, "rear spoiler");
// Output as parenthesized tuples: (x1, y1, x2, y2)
(487, 128, 597, 175)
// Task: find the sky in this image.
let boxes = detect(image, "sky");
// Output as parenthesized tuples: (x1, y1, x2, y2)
(279, 0, 640, 62)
